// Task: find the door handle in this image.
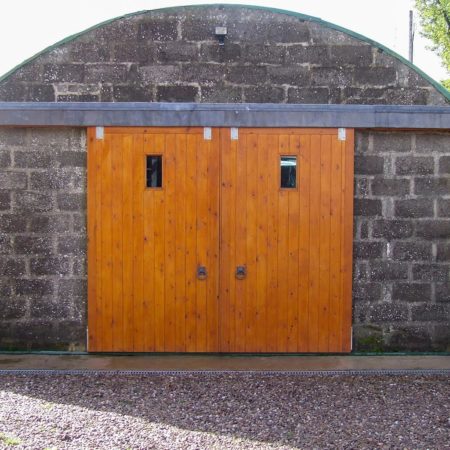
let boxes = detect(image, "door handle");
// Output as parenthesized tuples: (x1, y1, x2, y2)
(235, 265, 247, 280)
(197, 265, 207, 280)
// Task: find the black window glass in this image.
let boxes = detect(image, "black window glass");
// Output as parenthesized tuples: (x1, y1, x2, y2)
(280, 156, 297, 188)
(146, 155, 162, 188)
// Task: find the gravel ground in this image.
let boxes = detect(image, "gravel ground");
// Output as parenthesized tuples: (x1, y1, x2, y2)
(0, 374, 448, 449)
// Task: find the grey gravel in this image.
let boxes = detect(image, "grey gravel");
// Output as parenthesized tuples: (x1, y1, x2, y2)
(0, 374, 448, 449)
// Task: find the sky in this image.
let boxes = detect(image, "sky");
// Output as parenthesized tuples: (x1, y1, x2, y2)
(0, 0, 448, 83)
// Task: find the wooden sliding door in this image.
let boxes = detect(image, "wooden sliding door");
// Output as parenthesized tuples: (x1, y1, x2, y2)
(88, 127, 353, 353)
(219, 128, 354, 352)
(88, 127, 220, 352)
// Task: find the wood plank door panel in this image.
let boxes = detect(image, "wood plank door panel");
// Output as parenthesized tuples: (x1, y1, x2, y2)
(219, 128, 354, 353)
(88, 128, 220, 352)
(88, 127, 353, 353)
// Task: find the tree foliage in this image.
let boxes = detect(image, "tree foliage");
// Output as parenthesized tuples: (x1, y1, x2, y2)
(415, 0, 450, 88)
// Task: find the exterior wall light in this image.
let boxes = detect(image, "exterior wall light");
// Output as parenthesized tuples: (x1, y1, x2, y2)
(215, 26, 227, 45)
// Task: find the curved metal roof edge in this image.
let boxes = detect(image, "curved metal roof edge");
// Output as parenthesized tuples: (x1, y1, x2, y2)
(0, 3, 449, 101)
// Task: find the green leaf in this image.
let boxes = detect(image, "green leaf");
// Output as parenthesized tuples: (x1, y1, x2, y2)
(415, 0, 450, 72)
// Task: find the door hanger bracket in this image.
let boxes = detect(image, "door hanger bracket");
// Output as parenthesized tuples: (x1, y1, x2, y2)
(338, 128, 346, 141)
(204, 127, 212, 140)
(95, 126, 104, 140)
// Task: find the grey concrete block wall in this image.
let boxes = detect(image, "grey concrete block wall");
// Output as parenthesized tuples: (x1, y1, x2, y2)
(1, 128, 449, 351)
(0, 5, 448, 105)
(0, 128, 86, 350)
(0, 5, 449, 351)
(354, 131, 450, 351)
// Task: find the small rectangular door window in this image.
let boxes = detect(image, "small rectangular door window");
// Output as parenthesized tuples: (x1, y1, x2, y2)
(280, 156, 297, 188)
(146, 155, 162, 188)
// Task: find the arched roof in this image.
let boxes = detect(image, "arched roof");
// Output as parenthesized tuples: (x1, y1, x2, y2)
(0, 4, 448, 104)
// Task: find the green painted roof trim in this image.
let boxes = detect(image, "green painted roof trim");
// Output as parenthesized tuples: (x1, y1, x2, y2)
(1, 3, 449, 101)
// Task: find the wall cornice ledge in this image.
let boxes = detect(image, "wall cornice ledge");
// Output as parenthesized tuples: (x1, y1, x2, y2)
(0, 102, 449, 129)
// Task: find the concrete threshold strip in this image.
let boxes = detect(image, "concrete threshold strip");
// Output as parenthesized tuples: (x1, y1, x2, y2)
(0, 369, 449, 376)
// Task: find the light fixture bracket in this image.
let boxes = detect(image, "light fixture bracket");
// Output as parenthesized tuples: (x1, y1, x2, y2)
(215, 26, 227, 45)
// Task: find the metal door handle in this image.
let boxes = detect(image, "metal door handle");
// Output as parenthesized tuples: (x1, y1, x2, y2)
(235, 265, 247, 280)
(197, 265, 207, 280)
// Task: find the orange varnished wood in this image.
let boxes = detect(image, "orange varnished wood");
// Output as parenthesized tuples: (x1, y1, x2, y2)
(152, 133, 165, 352)
(132, 134, 145, 351)
(265, 134, 279, 352)
(287, 135, 300, 352)
(88, 127, 354, 353)
(174, 134, 187, 351)
(122, 135, 134, 351)
(318, 135, 332, 352)
(244, 133, 259, 351)
(328, 135, 343, 352)
(111, 135, 124, 351)
(276, 136, 290, 352)
(105, 127, 204, 135)
(88, 127, 220, 352)
(255, 133, 269, 352)
(100, 134, 114, 351)
(163, 134, 176, 351)
(105, 127, 338, 135)
(206, 129, 220, 351)
(234, 132, 248, 352)
(219, 128, 232, 351)
(218, 128, 354, 353)
(239, 128, 341, 136)
(308, 134, 321, 351)
(142, 134, 155, 351)
(185, 134, 198, 352)
(195, 134, 209, 351)
(342, 130, 355, 352)
(297, 134, 311, 351)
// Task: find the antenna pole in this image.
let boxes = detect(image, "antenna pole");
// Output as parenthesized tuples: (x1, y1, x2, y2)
(409, 9, 414, 63)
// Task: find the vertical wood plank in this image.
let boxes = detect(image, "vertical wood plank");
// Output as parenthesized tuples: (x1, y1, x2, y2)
(175, 134, 187, 352)
(276, 135, 290, 352)
(99, 135, 114, 351)
(132, 134, 145, 351)
(94, 134, 104, 351)
(244, 132, 259, 351)
(228, 129, 237, 352)
(185, 133, 198, 352)
(256, 133, 269, 352)
(207, 128, 220, 352)
(229, 130, 237, 352)
(318, 135, 332, 352)
(328, 134, 343, 352)
(287, 135, 300, 352)
(265, 134, 279, 352)
(164, 134, 176, 351)
(122, 135, 135, 351)
(111, 135, 124, 351)
(219, 128, 232, 351)
(153, 134, 166, 351)
(234, 132, 248, 352)
(297, 134, 311, 352)
(308, 134, 321, 352)
(196, 133, 209, 351)
(142, 134, 155, 352)
(342, 129, 354, 352)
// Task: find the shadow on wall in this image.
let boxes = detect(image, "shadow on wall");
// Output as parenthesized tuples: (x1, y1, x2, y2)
(0, 374, 449, 448)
